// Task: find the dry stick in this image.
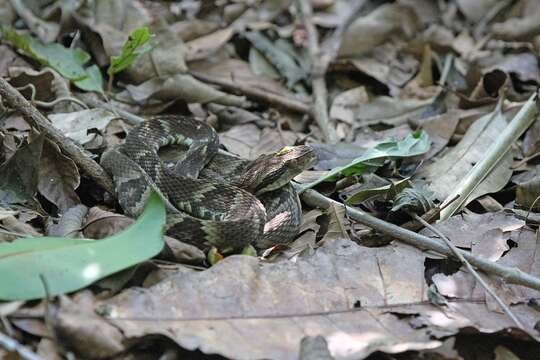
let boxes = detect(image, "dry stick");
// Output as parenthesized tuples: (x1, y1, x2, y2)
(0, 332, 44, 360)
(297, 0, 336, 143)
(410, 212, 527, 331)
(0, 77, 115, 194)
(190, 71, 312, 115)
(296, 0, 368, 143)
(301, 189, 540, 291)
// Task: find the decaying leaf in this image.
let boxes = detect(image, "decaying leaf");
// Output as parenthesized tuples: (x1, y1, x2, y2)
(38, 139, 81, 212)
(0, 134, 43, 206)
(416, 106, 512, 203)
(98, 238, 538, 360)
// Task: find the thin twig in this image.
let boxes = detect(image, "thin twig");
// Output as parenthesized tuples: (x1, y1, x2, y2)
(296, 0, 367, 143)
(190, 71, 312, 115)
(15, 83, 88, 109)
(410, 212, 527, 331)
(297, 0, 336, 143)
(300, 188, 540, 291)
(0, 77, 114, 193)
(0, 332, 44, 360)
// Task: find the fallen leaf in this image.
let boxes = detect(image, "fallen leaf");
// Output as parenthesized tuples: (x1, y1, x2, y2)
(0, 134, 43, 206)
(48, 109, 118, 146)
(416, 106, 512, 203)
(338, 3, 420, 57)
(38, 139, 81, 212)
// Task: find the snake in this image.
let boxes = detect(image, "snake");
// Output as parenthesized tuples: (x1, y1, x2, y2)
(100, 115, 316, 250)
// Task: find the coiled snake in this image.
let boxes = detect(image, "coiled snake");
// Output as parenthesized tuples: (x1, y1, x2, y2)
(101, 116, 315, 250)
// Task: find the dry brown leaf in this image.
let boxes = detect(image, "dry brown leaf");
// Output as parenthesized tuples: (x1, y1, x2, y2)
(219, 124, 298, 160)
(96, 238, 539, 360)
(123, 74, 247, 107)
(415, 106, 513, 202)
(185, 27, 234, 61)
(38, 139, 80, 212)
(338, 3, 420, 57)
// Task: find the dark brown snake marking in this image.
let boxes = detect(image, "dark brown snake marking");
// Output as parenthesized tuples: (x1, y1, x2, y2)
(101, 115, 315, 250)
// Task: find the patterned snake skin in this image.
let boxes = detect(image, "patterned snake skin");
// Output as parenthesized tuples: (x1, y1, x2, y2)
(101, 116, 315, 250)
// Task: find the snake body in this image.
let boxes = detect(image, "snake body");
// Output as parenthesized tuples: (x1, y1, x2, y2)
(101, 116, 315, 250)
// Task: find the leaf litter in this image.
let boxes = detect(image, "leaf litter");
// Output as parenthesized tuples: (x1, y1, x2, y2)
(1, 0, 540, 359)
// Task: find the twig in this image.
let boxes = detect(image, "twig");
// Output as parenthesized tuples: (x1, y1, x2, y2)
(0, 77, 115, 194)
(190, 71, 311, 115)
(440, 92, 539, 220)
(410, 212, 527, 331)
(300, 188, 540, 291)
(0, 331, 44, 360)
(297, 0, 336, 143)
(296, 0, 367, 143)
(14, 83, 88, 109)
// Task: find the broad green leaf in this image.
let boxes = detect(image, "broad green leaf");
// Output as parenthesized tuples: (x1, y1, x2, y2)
(2, 27, 88, 81)
(299, 131, 430, 192)
(73, 64, 104, 93)
(107, 26, 152, 76)
(0, 192, 166, 301)
(1, 27, 103, 92)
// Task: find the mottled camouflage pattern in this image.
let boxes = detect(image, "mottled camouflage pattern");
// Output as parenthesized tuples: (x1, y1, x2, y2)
(101, 115, 315, 250)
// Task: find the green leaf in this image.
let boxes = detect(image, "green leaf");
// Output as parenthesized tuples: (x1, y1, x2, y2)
(1, 26, 103, 92)
(73, 64, 104, 93)
(0, 192, 166, 301)
(107, 26, 152, 76)
(299, 131, 430, 192)
(2, 27, 88, 80)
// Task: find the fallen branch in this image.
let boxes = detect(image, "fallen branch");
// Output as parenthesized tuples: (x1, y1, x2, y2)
(190, 71, 312, 115)
(0, 77, 114, 194)
(301, 189, 540, 291)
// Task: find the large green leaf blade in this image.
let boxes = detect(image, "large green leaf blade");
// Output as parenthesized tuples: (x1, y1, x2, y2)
(0, 192, 166, 300)
(299, 130, 430, 192)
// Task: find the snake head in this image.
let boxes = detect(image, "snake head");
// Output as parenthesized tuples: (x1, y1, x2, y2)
(242, 145, 316, 195)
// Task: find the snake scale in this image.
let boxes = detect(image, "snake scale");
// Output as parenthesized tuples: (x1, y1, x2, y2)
(101, 115, 316, 250)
